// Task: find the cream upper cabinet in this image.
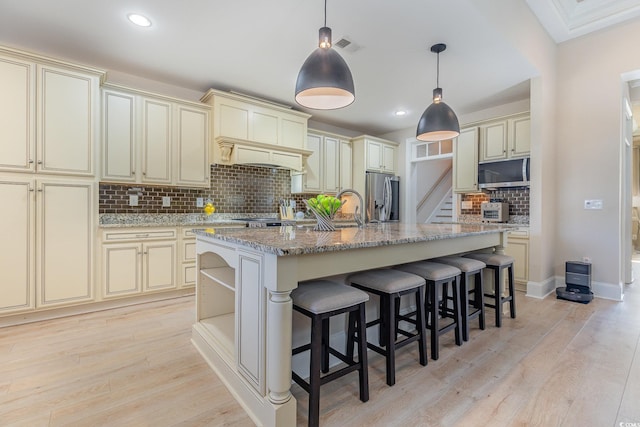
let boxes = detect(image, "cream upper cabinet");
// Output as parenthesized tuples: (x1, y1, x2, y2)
(479, 113, 530, 162)
(0, 55, 35, 173)
(0, 176, 95, 313)
(202, 89, 311, 169)
(352, 136, 397, 174)
(101, 85, 210, 187)
(0, 48, 103, 176)
(141, 98, 172, 184)
(292, 130, 349, 194)
(453, 127, 479, 193)
(175, 105, 210, 187)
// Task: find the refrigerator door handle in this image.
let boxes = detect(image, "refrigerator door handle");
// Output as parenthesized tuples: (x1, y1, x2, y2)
(383, 176, 392, 221)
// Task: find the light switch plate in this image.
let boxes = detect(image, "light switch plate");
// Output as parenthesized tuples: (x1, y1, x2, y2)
(196, 197, 204, 207)
(162, 196, 171, 207)
(584, 199, 603, 210)
(129, 195, 138, 206)
(461, 201, 473, 210)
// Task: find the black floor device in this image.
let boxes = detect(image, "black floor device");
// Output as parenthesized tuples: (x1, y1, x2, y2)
(556, 261, 593, 304)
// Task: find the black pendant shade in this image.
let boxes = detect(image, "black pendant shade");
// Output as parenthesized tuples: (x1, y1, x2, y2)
(416, 43, 460, 141)
(295, 3, 355, 110)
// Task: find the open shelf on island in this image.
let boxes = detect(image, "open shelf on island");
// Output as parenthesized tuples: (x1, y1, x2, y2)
(200, 313, 235, 358)
(200, 266, 235, 291)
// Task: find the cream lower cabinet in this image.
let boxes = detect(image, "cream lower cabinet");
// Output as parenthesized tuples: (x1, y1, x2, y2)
(181, 228, 197, 287)
(504, 228, 529, 291)
(101, 228, 177, 298)
(0, 176, 95, 314)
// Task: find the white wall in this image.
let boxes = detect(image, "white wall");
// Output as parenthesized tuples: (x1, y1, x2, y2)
(555, 19, 640, 299)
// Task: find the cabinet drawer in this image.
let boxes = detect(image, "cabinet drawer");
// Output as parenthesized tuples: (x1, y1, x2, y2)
(102, 229, 177, 242)
(508, 228, 529, 239)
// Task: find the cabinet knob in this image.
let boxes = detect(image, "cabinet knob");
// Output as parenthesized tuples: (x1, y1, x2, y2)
(37, 189, 43, 192)
(28, 159, 34, 164)
(37, 160, 43, 165)
(143, 251, 148, 255)
(29, 188, 34, 192)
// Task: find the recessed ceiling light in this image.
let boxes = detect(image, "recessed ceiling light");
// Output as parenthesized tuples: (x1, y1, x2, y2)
(127, 13, 152, 27)
(394, 110, 407, 117)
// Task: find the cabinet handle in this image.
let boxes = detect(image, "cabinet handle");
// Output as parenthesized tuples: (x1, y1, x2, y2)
(135, 234, 150, 238)
(29, 188, 34, 192)
(37, 189, 43, 192)
(28, 159, 34, 164)
(37, 160, 43, 165)
(143, 251, 148, 255)
(137, 252, 142, 256)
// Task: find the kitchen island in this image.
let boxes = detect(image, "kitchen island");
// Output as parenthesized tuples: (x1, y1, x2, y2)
(192, 222, 510, 427)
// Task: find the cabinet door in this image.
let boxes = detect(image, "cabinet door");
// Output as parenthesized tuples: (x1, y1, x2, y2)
(479, 121, 508, 162)
(505, 237, 529, 285)
(142, 98, 172, 184)
(280, 115, 306, 149)
(453, 127, 479, 193)
(339, 139, 352, 190)
(102, 90, 136, 182)
(509, 115, 531, 158)
(366, 140, 383, 171)
(251, 108, 278, 145)
(38, 65, 97, 175)
(143, 241, 177, 291)
(0, 178, 35, 313)
(0, 55, 35, 172)
(323, 137, 340, 193)
(304, 133, 322, 192)
(102, 243, 141, 297)
(215, 96, 250, 140)
(382, 143, 396, 172)
(37, 180, 94, 306)
(175, 105, 209, 187)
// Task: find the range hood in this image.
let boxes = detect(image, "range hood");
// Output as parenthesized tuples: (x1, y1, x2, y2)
(215, 136, 313, 171)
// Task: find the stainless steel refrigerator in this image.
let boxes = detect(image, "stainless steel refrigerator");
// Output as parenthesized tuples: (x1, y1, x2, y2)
(365, 171, 400, 222)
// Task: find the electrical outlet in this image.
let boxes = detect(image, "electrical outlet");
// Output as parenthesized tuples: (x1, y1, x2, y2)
(584, 199, 603, 210)
(196, 197, 204, 207)
(461, 201, 473, 210)
(582, 256, 592, 263)
(129, 195, 138, 206)
(162, 196, 171, 207)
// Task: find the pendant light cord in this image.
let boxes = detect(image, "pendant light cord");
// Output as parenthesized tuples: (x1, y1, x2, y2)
(324, 0, 327, 27)
(436, 51, 440, 88)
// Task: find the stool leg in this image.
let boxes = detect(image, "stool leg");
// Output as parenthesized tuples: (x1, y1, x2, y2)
(460, 273, 470, 342)
(415, 286, 428, 366)
(384, 294, 396, 386)
(452, 277, 462, 346)
(495, 267, 503, 328)
(508, 265, 516, 319)
(346, 310, 356, 361)
(309, 315, 323, 427)
(356, 303, 370, 402)
(429, 282, 440, 360)
(321, 318, 330, 373)
(476, 271, 486, 331)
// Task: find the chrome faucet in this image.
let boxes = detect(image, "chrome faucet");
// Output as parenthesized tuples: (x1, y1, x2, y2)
(336, 188, 365, 228)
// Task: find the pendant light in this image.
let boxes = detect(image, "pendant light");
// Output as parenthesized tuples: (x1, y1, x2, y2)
(295, 0, 355, 110)
(416, 43, 460, 141)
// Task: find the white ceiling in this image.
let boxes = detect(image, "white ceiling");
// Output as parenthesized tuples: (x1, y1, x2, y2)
(0, 0, 638, 135)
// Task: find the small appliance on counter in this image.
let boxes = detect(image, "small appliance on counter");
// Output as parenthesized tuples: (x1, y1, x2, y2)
(556, 261, 593, 303)
(481, 201, 509, 223)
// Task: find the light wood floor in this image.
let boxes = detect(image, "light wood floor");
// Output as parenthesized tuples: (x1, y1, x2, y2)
(2, 279, 640, 427)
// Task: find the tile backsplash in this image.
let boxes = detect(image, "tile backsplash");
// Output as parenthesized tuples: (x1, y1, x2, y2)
(460, 187, 530, 217)
(100, 164, 304, 214)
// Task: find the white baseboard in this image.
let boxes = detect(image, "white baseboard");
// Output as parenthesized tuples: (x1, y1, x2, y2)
(526, 276, 623, 301)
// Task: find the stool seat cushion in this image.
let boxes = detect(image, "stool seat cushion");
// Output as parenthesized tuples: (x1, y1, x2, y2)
(348, 269, 425, 293)
(293, 280, 369, 314)
(464, 253, 514, 267)
(431, 256, 486, 272)
(394, 261, 461, 281)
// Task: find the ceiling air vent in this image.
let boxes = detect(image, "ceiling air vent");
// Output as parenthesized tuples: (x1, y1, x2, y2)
(334, 36, 360, 53)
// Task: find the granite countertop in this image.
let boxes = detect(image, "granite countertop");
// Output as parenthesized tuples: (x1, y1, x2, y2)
(194, 222, 512, 256)
(99, 213, 291, 228)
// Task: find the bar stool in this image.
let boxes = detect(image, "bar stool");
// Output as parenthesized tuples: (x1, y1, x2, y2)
(291, 280, 370, 427)
(347, 268, 428, 386)
(393, 261, 462, 360)
(464, 253, 516, 327)
(431, 256, 486, 341)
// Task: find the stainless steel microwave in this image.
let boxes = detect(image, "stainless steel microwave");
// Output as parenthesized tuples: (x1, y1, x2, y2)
(478, 158, 530, 189)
